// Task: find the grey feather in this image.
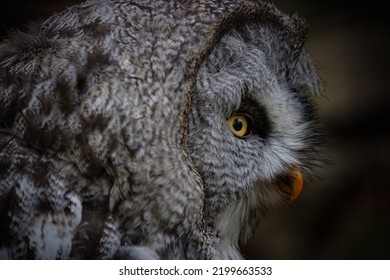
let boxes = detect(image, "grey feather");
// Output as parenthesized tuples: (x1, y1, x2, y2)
(0, 0, 324, 259)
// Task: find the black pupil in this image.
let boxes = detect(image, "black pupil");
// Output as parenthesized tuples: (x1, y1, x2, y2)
(232, 118, 243, 131)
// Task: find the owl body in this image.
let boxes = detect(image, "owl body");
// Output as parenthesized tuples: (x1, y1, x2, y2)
(0, 0, 323, 259)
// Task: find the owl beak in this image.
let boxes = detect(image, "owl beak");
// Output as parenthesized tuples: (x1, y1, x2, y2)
(277, 166, 304, 203)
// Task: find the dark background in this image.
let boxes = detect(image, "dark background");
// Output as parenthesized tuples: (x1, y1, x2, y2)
(1, 1, 389, 259)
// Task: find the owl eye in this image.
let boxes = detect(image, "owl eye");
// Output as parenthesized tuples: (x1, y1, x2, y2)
(226, 113, 253, 138)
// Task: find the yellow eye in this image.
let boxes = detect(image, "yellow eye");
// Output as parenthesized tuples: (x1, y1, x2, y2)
(227, 113, 253, 138)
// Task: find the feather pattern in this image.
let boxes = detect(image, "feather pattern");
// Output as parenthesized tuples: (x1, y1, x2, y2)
(0, 0, 325, 259)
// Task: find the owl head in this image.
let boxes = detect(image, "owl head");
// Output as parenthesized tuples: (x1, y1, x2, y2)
(186, 2, 324, 258)
(0, 0, 324, 259)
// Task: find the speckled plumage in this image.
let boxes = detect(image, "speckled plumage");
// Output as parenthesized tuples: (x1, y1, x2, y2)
(0, 0, 324, 259)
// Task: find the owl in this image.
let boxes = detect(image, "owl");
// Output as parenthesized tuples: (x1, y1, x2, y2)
(0, 0, 324, 259)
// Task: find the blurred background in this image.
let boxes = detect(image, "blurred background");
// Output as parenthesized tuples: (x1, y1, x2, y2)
(1, 0, 389, 259)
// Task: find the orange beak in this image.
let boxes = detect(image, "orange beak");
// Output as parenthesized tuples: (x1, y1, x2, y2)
(277, 166, 304, 203)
